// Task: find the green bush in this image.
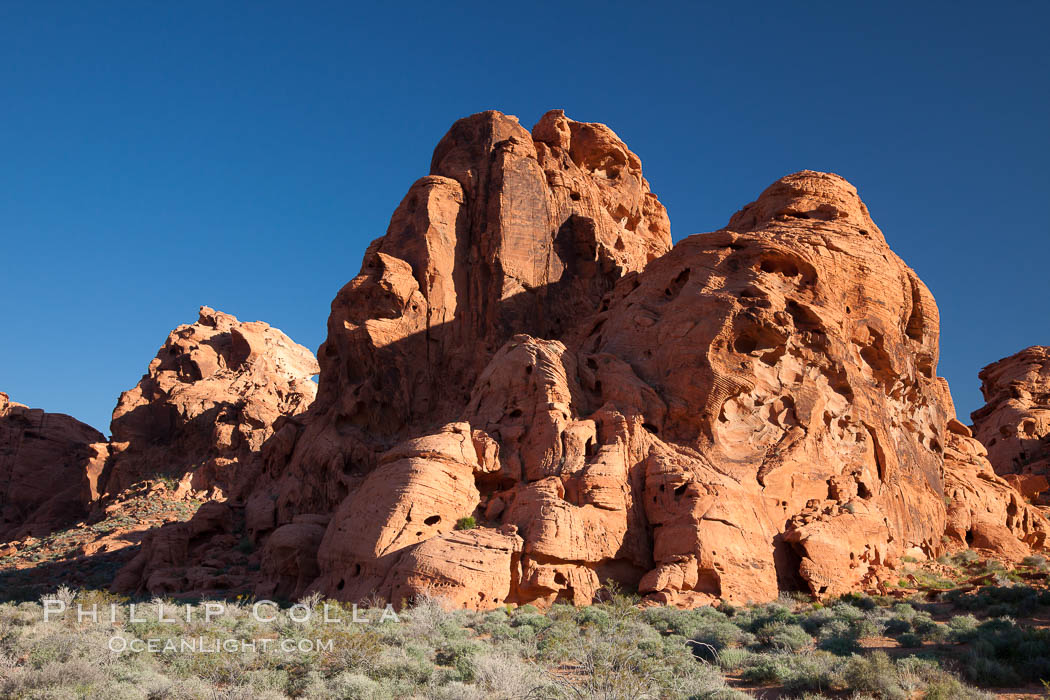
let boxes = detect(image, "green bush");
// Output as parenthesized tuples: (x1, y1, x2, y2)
(1021, 554, 1047, 569)
(754, 621, 811, 652)
(454, 516, 476, 530)
(840, 651, 907, 700)
(897, 632, 923, 648)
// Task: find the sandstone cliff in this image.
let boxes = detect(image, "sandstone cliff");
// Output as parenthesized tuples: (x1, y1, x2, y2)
(109, 110, 1048, 607)
(971, 346, 1050, 501)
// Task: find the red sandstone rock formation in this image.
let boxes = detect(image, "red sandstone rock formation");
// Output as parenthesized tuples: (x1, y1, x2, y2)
(942, 417, 1048, 560)
(0, 392, 107, 540)
(111, 110, 1048, 607)
(971, 347, 1050, 500)
(103, 306, 319, 498)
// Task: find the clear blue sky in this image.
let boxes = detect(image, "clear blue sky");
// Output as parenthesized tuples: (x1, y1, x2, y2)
(2, 2, 1047, 434)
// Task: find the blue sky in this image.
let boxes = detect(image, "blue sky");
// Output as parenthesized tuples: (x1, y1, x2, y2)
(1, 2, 1047, 434)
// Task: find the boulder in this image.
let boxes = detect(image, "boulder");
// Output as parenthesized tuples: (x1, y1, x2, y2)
(0, 392, 107, 540)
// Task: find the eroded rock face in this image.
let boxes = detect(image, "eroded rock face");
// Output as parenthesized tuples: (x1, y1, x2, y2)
(113, 112, 1047, 607)
(971, 347, 1050, 499)
(103, 307, 319, 498)
(0, 392, 107, 540)
(570, 171, 954, 601)
(941, 417, 1048, 560)
(258, 110, 671, 522)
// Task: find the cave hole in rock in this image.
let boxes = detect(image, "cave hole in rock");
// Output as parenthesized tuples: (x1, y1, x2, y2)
(733, 326, 785, 362)
(570, 191, 581, 201)
(642, 422, 659, 435)
(337, 579, 345, 590)
(555, 586, 576, 603)
(772, 535, 808, 592)
(832, 382, 854, 402)
(424, 515, 441, 526)
(508, 408, 523, 418)
(965, 529, 974, 545)
(734, 335, 758, 354)
(759, 257, 800, 277)
(554, 572, 567, 585)
(663, 268, 691, 300)
(868, 428, 888, 482)
(673, 483, 687, 497)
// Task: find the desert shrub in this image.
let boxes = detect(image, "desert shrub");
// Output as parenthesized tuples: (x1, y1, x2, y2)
(947, 614, 979, 641)
(371, 645, 435, 685)
(740, 653, 791, 683)
(689, 615, 751, 653)
(923, 675, 994, 700)
(716, 646, 751, 671)
(641, 605, 725, 639)
(967, 655, 1022, 687)
(883, 615, 911, 636)
(754, 621, 811, 652)
(840, 651, 907, 700)
(894, 655, 993, 700)
(778, 650, 842, 694)
(1021, 554, 1047, 569)
(435, 639, 482, 682)
(509, 611, 551, 633)
(836, 592, 878, 611)
(672, 661, 750, 699)
(741, 602, 797, 631)
(324, 627, 384, 675)
(952, 549, 981, 565)
(576, 605, 612, 629)
(897, 632, 923, 648)
(910, 611, 946, 641)
(961, 617, 1050, 685)
(454, 516, 476, 530)
(471, 648, 555, 698)
(814, 618, 861, 655)
(324, 671, 384, 699)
